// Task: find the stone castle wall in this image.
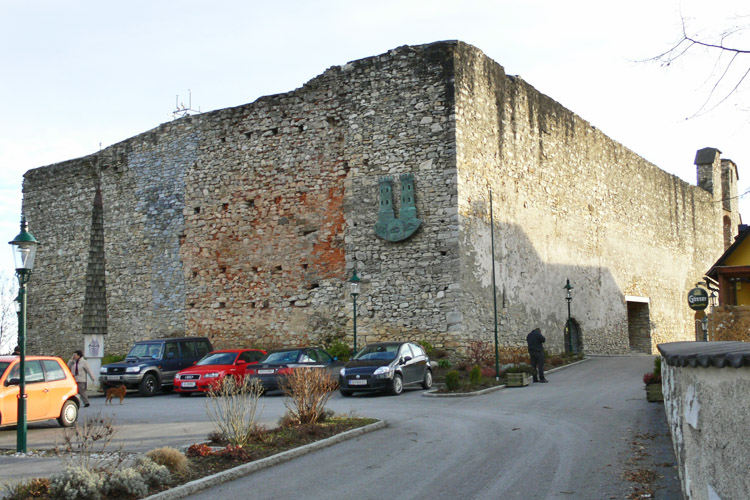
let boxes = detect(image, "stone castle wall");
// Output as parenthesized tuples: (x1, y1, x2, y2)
(451, 43, 729, 354)
(22, 41, 735, 358)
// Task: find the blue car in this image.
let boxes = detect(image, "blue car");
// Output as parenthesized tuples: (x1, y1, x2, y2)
(246, 347, 342, 393)
(339, 342, 433, 396)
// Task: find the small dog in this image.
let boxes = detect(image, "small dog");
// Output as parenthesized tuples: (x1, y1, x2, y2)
(105, 384, 127, 405)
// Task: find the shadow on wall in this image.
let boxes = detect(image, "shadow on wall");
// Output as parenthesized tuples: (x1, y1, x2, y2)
(460, 218, 654, 355)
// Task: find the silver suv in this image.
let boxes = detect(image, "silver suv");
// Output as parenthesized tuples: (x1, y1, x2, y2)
(99, 337, 212, 396)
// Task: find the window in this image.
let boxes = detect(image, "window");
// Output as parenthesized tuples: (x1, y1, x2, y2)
(180, 341, 198, 359)
(22, 361, 45, 383)
(42, 360, 66, 381)
(165, 342, 178, 359)
(399, 344, 415, 359)
(409, 343, 425, 357)
(316, 350, 333, 363)
(196, 341, 211, 358)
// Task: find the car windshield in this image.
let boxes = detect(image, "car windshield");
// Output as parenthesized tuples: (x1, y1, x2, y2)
(0, 362, 9, 378)
(263, 350, 301, 364)
(127, 343, 162, 359)
(197, 352, 238, 366)
(354, 344, 399, 361)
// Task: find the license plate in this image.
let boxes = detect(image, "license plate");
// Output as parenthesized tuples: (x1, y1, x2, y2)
(181, 382, 196, 388)
(107, 375, 121, 381)
(258, 369, 275, 375)
(349, 379, 367, 386)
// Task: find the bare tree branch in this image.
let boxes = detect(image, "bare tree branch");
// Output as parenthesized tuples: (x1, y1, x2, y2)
(645, 14, 750, 117)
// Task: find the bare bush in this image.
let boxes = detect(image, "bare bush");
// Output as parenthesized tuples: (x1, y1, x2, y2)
(54, 412, 125, 473)
(146, 447, 189, 476)
(281, 368, 337, 425)
(204, 376, 265, 447)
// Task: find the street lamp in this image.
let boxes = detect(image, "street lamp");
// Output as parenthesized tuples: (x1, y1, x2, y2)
(564, 279, 573, 353)
(9, 217, 39, 453)
(349, 270, 361, 355)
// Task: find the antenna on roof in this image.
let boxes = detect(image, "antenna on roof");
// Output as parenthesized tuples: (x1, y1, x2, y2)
(173, 89, 201, 119)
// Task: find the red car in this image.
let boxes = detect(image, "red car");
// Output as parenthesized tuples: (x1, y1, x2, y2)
(173, 349, 266, 396)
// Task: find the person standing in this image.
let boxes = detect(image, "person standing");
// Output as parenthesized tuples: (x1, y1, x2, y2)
(68, 350, 95, 407)
(526, 328, 548, 383)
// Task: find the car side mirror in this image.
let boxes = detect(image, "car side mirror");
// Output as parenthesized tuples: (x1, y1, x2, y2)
(6, 378, 20, 386)
(402, 356, 412, 364)
(237, 360, 247, 366)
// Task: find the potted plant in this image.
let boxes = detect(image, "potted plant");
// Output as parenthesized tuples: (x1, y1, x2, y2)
(643, 357, 663, 402)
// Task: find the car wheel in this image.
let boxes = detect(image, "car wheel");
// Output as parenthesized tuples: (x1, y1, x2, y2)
(389, 374, 403, 395)
(340, 389, 353, 397)
(138, 373, 159, 397)
(422, 369, 433, 390)
(57, 400, 78, 427)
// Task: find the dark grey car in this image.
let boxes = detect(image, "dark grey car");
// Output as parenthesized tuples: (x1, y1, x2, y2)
(338, 341, 433, 396)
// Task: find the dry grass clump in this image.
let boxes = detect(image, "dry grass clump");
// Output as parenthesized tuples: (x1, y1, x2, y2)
(146, 447, 190, 476)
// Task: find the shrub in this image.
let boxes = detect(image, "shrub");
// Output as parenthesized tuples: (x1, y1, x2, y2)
(102, 467, 148, 498)
(438, 358, 452, 369)
(643, 372, 661, 385)
(204, 376, 264, 447)
(3, 477, 50, 499)
(134, 456, 171, 489)
(326, 340, 352, 362)
(469, 365, 481, 386)
(54, 412, 123, 473)
(481, 366, 497, 379)
(146, 447, 189, 476)
(654, 356, 662, 375)
(466, 341, 493, 368)
(49, 467, 103, 500)
(418, 341, 435, 358)
(217, 444, 252, 461)
(186, 443, 213, 458)
(444, 370, 460, 391)
(281, 367, 337, 425)
(101, 354, 126, 365)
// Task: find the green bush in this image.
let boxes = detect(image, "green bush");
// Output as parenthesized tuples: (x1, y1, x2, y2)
(49, 467, 103, 500)
(445, 370, 460, 391)
(101, 354, 126, 365)
(134, 456, 171, 489)
(326, 340, 352, 362)
(102, 467, 148, 498)
(437, 359, 452, 369)
(418, 341, 435, 358)
(469, 365, 481, 386)
(653, 356, 662, 376)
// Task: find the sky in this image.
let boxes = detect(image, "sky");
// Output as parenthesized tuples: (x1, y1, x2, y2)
(1, 0, 748, 282)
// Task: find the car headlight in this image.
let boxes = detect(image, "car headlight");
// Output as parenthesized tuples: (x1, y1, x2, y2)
(126, 366, 142, 373)
(339, 367, 346, 377)
(373, 366, 391, 377)
(204, 373, 220, 378)
(99, 367, 107, 374)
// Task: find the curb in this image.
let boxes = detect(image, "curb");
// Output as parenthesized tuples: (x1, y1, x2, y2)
(424, 357, 590, 398)
(142, 420, 387, 500)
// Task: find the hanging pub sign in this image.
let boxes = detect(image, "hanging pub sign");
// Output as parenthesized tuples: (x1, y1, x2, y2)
(687, 287, 709, 311)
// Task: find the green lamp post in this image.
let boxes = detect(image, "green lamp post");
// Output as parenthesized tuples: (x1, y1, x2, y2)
(9, 217, 39, 453)
(349, 270, 361, 356)
(564, 279, 573, 353)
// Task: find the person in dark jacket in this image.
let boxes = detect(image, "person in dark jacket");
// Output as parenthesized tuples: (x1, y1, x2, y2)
(526, 328, 548, 383)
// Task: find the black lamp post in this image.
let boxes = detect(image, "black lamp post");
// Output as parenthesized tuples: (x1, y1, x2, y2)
(349, 270, 361, 355)
(564, 279, 573, 353)
(9, 217, 39, 453)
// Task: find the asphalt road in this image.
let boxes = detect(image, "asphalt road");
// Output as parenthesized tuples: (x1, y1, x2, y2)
(0, 356, 681, 499)
(183, 356, 680, 500)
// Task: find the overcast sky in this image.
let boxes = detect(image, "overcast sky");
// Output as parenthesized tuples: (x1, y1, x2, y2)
(1, 0, 748, 278)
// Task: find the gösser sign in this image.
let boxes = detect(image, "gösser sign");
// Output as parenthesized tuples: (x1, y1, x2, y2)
(687, 287, 709, 311)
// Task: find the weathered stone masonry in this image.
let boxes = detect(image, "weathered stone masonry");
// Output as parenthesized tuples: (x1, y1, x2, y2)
(23, 41, 737, 358)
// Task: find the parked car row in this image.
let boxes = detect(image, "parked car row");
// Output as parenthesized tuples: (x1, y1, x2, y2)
(99, 337, 435, 399)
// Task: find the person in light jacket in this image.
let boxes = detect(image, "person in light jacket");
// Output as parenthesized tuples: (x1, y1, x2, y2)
(526, 328, 548, 383)
(68, 350, 95, 407)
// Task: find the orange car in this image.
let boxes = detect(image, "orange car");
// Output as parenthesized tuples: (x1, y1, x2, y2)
(0, 355, 81, 428)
